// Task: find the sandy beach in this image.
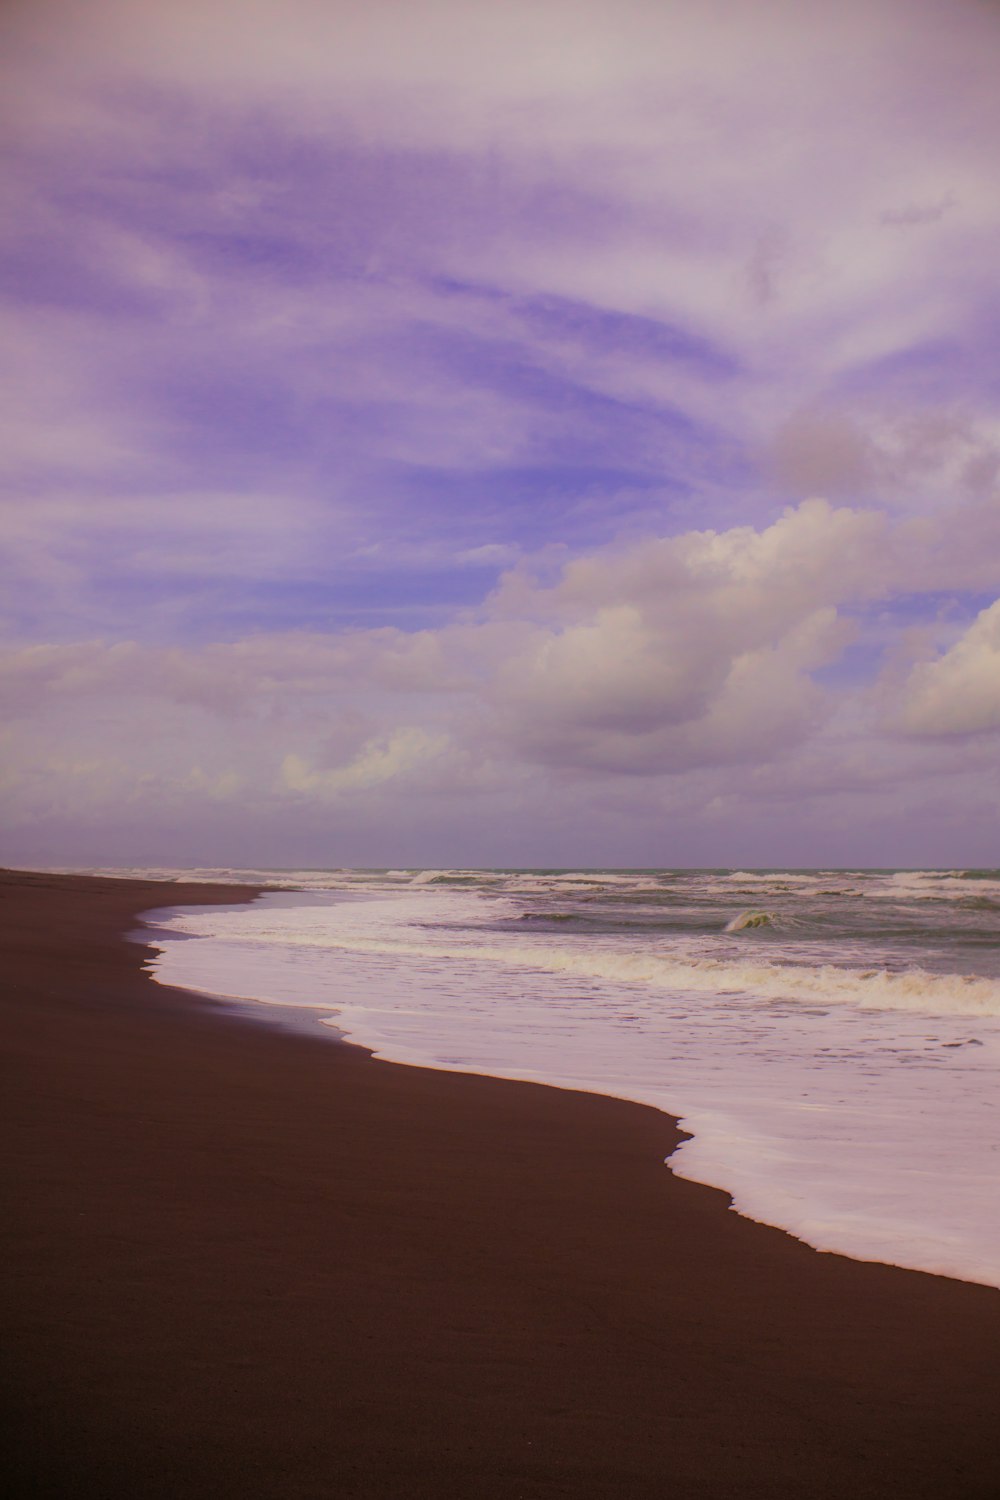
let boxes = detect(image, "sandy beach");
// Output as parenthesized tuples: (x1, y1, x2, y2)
(2, 869, 999, 1499)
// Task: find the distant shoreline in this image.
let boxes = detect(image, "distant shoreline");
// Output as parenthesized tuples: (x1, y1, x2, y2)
(2, 866, 999, 1498)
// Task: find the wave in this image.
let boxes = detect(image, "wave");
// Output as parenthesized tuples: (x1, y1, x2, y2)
(63, 862, 1000, 901)
(518, 911, 579, 922)
(865, 872, 1000, 902)
(724, 910, 776, 932)
(256, 926, 1000, 1017)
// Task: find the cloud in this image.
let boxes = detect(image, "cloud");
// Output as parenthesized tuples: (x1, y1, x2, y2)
(2, 497, 996, 823)
(0, 749, 245, 825)
(881, 194, 957, 228)
(765, 410, 874, 497)
(0, 628, 469, 720)
(2, 0, 1000, 861)
(485, 501, 872, 772)
(281, 727, 449, 801)
(896, 599, 1000, 737)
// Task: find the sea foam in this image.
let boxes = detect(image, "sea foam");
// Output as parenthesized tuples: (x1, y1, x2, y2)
(147, 874, 1000, 1290)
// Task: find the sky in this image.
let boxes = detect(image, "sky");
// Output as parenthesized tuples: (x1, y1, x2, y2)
(1, 0, 999, 869)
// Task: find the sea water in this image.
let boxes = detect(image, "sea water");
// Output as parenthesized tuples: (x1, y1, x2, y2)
(134, 867, 1000, 1288)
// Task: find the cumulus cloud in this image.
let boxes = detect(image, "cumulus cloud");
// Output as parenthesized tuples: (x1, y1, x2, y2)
(0, 499, 930, 818)
(896, 600, 1000, 737)
(1, 495, 997, 830)
(486, 501, 877, 771)
(281, 728, 449, 801)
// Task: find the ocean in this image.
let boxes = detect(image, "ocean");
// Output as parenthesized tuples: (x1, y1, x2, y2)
(135, 867, 1000, 1288)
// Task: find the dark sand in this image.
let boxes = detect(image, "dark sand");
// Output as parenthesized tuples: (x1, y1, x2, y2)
(2, 869, 999, 1499)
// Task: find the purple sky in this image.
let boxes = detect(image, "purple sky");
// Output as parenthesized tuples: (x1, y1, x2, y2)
(2, 0, 999, 868)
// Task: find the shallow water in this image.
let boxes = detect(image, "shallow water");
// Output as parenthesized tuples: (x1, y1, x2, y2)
(137, 867, 1000, 1288)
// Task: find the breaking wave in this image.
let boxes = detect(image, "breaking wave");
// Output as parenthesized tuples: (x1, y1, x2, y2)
(264, 928, 1000, 1017)
(725, 909, 776, 932)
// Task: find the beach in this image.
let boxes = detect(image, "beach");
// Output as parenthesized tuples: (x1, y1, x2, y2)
(3, 869, 1000, 1499)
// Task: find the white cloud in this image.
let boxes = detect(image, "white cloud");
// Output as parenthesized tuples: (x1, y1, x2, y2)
(2, 473, 999, 861)
(2, 497, 995, 816)
(896, 599, 1000, 737)
(0, 628, 471, 720)
(281, 728, 449, 800)
(486, 501, 870, 771)
(0, 749, 245, 824)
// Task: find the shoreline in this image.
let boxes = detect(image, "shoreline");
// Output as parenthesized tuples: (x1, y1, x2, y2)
(148, 881, 1000, 1292)
(3, 868, 1000, 1498)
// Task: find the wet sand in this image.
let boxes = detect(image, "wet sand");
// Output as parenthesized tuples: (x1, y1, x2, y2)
(2, 867, 999, 1498)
